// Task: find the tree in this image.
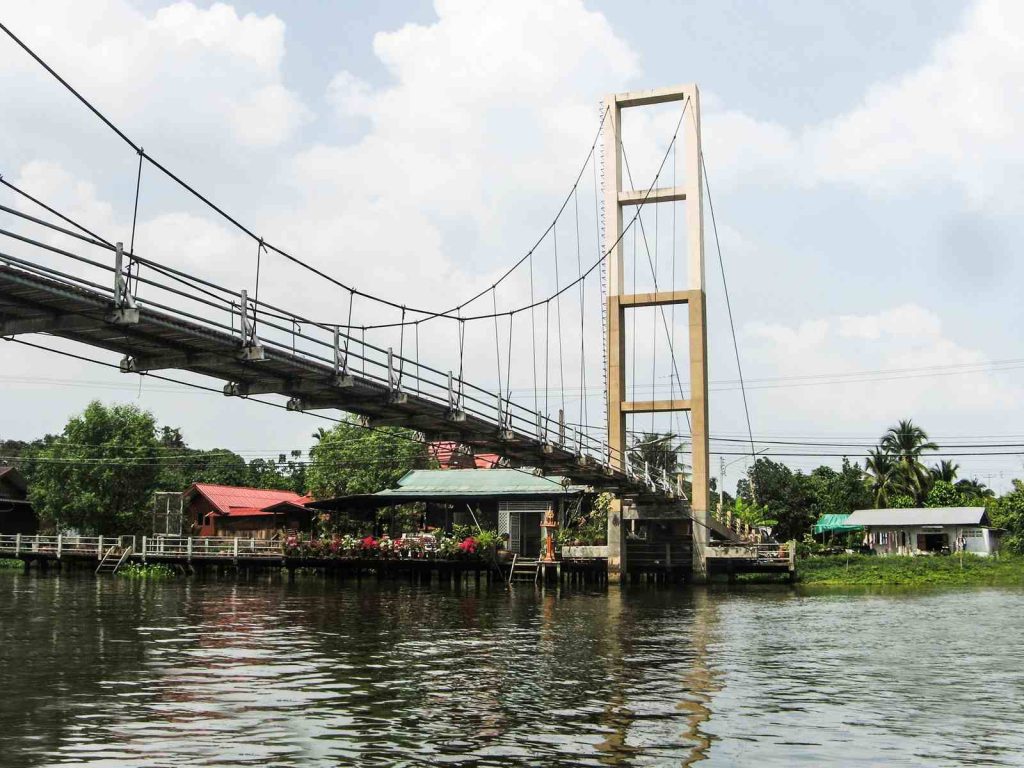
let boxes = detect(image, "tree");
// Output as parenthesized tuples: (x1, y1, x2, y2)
(807, 459, 872, 519)
(955, 478, 994, 502)
(925, 480, 961, 508)
(930, 460, 959, 483)
(628, 432, 685, 478)
(731, 496, 776, 528)
(864, 448, 900, 508)
(305, 418, 431, 499)
(155, 446, 249, 491)
(26, 401, 161, 533)
(879, 419, 938, 504)
(738, 458, 815, 541)
(988, 480, 1024, 554)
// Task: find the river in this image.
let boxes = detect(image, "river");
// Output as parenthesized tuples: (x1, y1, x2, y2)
(1, 570, 1022, 767)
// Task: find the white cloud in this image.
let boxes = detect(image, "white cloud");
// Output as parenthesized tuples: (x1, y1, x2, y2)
(743, 303, 1019, 429)
(150, 2, 286, 76)
(836, 304, 943, 341)
(0, 0, 309, 157)
(230, 84, 311, 148)
(705, 0, 1024, 208)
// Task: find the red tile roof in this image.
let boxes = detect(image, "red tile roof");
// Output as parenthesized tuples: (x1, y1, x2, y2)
(429, 442, 503, 470)
(189, 483, 308, 517)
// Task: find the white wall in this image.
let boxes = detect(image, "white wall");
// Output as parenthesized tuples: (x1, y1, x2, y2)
(864, 526, 995, 556)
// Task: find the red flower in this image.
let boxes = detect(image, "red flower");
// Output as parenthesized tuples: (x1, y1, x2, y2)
(458, 537, 476, 555)
(361, 536, 379, 550)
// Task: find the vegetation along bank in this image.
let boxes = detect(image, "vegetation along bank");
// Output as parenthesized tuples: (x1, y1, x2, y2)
(796, 554, 1024, 586)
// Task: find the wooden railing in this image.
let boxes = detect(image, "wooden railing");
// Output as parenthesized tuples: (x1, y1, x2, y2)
(0, 534, 283, 560)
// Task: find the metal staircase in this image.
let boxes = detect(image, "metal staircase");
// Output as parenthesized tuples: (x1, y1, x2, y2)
(507, 555, 540, 584)
(95, 544, 132, 575)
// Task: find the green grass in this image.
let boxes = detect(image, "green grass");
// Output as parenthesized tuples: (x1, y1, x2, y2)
(116, 563, 176, 580)
(0, 558, 22, 569)
(797, 553, 1024, 586)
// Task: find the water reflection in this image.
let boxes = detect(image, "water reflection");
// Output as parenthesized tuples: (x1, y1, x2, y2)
(1, 572, 1023, 766)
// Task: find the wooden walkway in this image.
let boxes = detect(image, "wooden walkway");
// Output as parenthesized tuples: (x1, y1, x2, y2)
(0, 534, 609, 585)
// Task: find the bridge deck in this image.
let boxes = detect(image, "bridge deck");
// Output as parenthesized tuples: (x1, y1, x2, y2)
(0, 261, 660, 495)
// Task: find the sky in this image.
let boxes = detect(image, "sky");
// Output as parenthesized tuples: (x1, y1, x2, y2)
(1, 0, 1022, 493)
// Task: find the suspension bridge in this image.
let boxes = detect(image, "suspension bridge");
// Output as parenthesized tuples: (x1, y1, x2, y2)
(0, 22, 760, 580)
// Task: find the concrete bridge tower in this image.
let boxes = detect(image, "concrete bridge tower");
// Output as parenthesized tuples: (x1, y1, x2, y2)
(603, 85, 710, 583)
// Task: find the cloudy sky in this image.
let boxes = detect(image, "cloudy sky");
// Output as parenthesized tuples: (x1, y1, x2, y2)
(1, 0, 1022, 492)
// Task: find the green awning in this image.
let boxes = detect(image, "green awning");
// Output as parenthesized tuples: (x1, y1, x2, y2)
(813, 514, 862, 534)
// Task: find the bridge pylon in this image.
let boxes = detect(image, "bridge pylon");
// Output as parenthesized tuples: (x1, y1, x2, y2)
(602, 85, 710, 584)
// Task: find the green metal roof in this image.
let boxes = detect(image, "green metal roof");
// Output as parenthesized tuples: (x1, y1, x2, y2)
(377, 469, 580, 497)
(813, 513, 863, 534)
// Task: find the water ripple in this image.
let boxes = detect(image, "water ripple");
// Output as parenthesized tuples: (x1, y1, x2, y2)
(1, 574, 1022, 766)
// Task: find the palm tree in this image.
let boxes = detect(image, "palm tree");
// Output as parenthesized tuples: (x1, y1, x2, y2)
(628, 432, 687, 483)
(955, 478, 994, 501)
(880, 419, 938, 504)
(864, 448, 900, 508)
(930, 459, 959, 483)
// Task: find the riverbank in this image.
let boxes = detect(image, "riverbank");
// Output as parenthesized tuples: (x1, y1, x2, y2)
(797, 553, 1024, 586)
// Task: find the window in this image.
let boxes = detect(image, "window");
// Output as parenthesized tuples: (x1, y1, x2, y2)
(962, 528, 983, 539)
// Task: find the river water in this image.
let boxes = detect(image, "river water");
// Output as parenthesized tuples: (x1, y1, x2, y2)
(1, 571, 1022, 767)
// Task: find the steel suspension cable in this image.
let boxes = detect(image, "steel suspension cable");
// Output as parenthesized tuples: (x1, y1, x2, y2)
(128, 147, 144, 295)
(573, 185, 588, 437)
(700, 145, 757, 464)
(528, 249, 539, 424)
(552, 217, 566, 423)
(0, 19, 614, 326)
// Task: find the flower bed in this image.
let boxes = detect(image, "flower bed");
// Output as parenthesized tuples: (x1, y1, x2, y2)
(284, 532, 493, 562)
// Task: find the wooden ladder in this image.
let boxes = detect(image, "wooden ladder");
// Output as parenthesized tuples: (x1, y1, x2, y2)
(95, 544, 133, 575)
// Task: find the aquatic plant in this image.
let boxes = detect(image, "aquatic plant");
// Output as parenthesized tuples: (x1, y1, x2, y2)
(117, 563, 176, 580)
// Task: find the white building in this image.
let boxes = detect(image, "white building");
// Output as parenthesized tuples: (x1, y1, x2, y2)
(846, 507, 1001, 556)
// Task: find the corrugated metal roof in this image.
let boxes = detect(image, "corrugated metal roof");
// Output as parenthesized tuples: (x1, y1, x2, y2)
(846, 507, 988, 527)
(190, 483, 306, 516)
(376, 469, 579, 497)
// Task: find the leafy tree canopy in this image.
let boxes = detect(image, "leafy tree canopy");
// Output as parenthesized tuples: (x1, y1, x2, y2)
(305, 419, 432, 499)
(988, 480, 1024, 554)
(25, 401, 161, 534)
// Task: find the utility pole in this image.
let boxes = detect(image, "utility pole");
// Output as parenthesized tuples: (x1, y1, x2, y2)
(719, 455, 725, 514)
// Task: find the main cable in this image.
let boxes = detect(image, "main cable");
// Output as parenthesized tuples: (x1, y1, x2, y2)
(0, 18, 613, 326)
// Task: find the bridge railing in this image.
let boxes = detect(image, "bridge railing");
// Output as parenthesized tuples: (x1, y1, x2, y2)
(0, 209, 666, 492)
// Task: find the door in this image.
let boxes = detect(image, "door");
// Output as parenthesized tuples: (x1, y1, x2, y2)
(519, 512, 542, 558)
